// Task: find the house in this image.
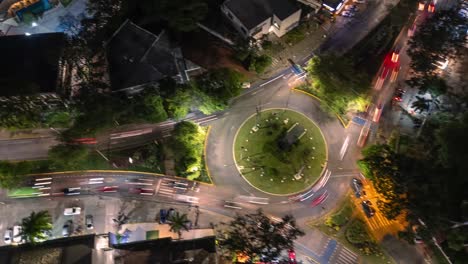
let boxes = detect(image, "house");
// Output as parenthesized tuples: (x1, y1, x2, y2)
(106, 20, 201, 94)
(221, 0, 302, 40)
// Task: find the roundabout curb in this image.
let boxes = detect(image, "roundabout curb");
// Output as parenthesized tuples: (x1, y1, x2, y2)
(231, 108, 329, 197)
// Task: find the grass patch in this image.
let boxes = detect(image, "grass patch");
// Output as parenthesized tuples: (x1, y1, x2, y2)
(234, 109, 326, 194)
(312, 198, 394, 264)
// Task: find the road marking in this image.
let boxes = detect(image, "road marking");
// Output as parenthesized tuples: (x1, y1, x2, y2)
(260, 74, 285, 87)
(339, 135, 350, 160)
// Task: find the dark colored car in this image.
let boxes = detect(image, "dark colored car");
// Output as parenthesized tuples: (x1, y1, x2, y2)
(159, 209, 167, 224)
(351, 178, 363, 198)
(362, 201, 375, 218)
(167, 208, 176, 221)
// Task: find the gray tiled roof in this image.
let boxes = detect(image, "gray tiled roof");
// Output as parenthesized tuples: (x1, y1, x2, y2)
(224, 0, 300, 30)
(106, 20, 182, 91)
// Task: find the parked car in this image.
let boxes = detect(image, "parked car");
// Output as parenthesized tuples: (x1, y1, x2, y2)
(341, 11, 354, 17)
(4, 229, 12, 244)
(362, 201, 375, 217)
(159, 209, 167, 224)
(345, 5, 358, 10)
(62, 220, 72, 237)
(12, 225, 22, 243)
(351, 178, 363, 198)
(86, 215, 94, 230)
(64, 207, 81, 216)
(167, 208, 176, 220)
(353, 0, 366, 3)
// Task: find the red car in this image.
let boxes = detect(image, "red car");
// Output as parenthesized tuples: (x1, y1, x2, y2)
(98, 186, 118, 193)
(288, 249, 297, 264)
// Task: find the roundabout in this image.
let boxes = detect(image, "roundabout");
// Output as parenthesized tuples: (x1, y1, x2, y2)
(233, 109, 327, 195)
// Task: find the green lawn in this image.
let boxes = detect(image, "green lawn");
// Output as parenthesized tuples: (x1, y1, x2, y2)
(234, 109, 326, 195)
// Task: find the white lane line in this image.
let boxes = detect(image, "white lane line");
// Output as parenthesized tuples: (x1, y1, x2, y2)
(260, 74, 285, 87)
(197, 117, 219, 124)
(339, 135, 350, 161)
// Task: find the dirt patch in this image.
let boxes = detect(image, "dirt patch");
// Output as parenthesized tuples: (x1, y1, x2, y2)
(181, 30, 252, 77)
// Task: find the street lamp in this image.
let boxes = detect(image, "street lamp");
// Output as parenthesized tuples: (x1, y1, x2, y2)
(31, 22, 38, 27)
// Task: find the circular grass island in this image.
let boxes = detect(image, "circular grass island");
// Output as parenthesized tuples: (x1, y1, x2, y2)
(233, 109, 327, 195)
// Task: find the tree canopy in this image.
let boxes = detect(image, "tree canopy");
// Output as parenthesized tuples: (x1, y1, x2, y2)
(217, 210, 304, 263)
(172, 121, 205, 180)
(20, 210, 53, 244)
(0, 161, 33, 189)
(306, 54, 370, 114)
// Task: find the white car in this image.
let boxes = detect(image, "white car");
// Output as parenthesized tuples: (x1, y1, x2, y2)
(4, 229, 12, 244)
(64, 207, 81, 215)
(353, 0, 365, 3)
(86, 215, 94, 230)
(341, 11, 354, 17)
(12, 225, 22, 243)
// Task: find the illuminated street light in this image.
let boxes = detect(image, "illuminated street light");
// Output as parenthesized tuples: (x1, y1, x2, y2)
(31, 22, 38, 27)
(25, 32, 31, 36)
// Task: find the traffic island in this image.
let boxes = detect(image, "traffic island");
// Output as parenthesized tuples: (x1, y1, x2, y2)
(233, 109, 327, 195)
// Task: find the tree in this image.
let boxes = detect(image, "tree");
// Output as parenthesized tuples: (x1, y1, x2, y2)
(164, 89, 192, 120)
(306, 54, 370, 114)
(217, 210, 304, 263)
(169, 212, 190, 239)
(0, 161, 33, 189)
(406, 75, 448, 96)
(142, 94, 168, 122)
(20, 211, 53, 244)
(248, 55, 272, 74)
(358, 144, 406, 220)
(172, 121, 205, 179)
(194, 68, 243, 109)
(48, 144, 90, 170)
(407, 9, 465, 76)
(154, 0, 208, 32)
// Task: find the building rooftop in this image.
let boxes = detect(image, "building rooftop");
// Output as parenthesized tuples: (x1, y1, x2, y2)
(0, 234, 95, 264)
(106, 20, 184, 92)
(224, 0, 300, 30)
(0, 32, 65, 97)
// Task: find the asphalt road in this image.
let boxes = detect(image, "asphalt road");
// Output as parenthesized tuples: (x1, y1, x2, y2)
(0, 0, 420, 262)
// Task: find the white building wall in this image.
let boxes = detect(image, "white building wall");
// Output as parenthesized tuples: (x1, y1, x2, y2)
(249, 18, 272, 40)
(271, 9, 302, 37)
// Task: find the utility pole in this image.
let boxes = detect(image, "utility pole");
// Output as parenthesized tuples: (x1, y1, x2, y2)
(194, 206, 200, 227)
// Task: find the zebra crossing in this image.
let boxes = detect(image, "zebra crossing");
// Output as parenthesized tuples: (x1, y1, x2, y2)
(329, 245, 359, 264)
(155, 179, 176, 198)
(365, 209, 394, 231)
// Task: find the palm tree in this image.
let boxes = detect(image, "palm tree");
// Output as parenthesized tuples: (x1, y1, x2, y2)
(411, 96, 432, 113)
(168, 212, 190, 239)
(21, 211, 53, 243)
